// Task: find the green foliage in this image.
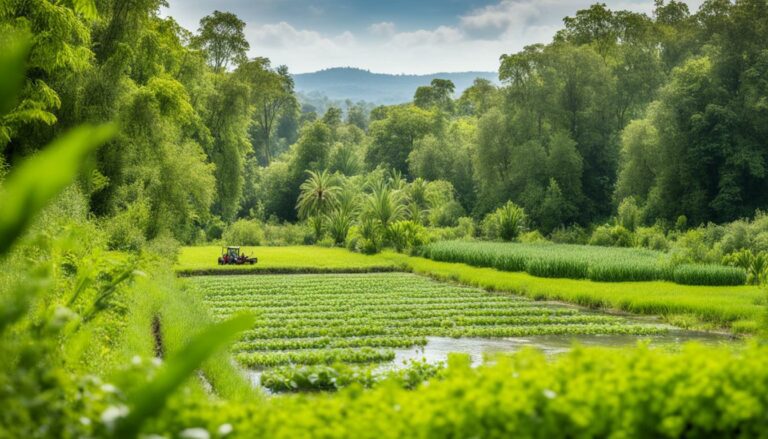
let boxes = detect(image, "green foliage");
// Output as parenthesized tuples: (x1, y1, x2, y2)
(672, 264, 747, 286)
(170, 344, 768, 437)
(387, 220, 427, 253)
(0, 124, 114, 255)
(589, 224, 634, 247)
(192, 10, 249, 72)
(722, 249, 768, 286)
(116, 314, 254, 437)
(481, 201, 527, 241)
(223, 219, 263, 246)
(420, 240, 706, 284)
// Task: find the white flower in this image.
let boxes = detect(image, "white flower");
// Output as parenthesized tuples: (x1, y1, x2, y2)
(100, 383, 118, 394)
(131, 355, 142, 366)
(100, 404, 129, 427)
(79, 417, 91, 426)
(217, 423, 233, 436)
(543, 389, 557, 399)
(180, 428, 210, 439)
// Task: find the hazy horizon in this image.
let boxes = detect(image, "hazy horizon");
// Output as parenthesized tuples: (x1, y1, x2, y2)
(162, 0, 704, 75)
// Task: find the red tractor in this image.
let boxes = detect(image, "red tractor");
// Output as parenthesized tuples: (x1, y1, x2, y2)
(218, 246, 258, 265)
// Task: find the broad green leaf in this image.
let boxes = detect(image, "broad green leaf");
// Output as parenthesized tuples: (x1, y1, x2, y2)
(0, 31, 30, 115)
(0, 124, 116, 256)
(116, 313, 255, 437)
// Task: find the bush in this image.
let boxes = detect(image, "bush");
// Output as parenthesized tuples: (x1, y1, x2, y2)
(262, 222, 313, 246)
(222, 219, 263, 246)
(519, 230, 548, 244)
(388, 220, 428, 253)
(482, 201, 527, 241)
(635, 226, 669, 251)
(617, 197, 642, 231)
(589, 225, 634, 247)
(673, 264, 747, 286)
(550, 225, 589, 244)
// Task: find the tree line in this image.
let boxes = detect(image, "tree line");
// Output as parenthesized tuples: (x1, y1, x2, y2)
(2, 0, 767, 248)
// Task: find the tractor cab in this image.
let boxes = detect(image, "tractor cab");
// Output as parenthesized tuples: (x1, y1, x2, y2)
(218, 246, 257, 265)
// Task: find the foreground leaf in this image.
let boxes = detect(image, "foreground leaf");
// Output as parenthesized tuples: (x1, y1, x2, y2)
(116, 313, 255, 437)
(0, 124, 115, 256)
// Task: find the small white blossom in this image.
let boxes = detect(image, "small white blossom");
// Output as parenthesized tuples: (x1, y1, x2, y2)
(79, 417, 91, 426)
(180, 427, 210, 439)
(100, 404, 129, 428)
(543, 389, 557, 399)
(131, 355, 142, 366)
(100, 383, 117, 394)
(217, 423, 233, 436)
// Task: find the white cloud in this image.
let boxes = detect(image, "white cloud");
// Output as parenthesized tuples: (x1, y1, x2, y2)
(368, 21, 396, 37)
(239, 0, 708, 74)
(390, 26, 464, 46)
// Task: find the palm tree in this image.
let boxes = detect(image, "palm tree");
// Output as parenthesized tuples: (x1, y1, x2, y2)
(296, 170, 341, 239)
(363, 185, 408, 233)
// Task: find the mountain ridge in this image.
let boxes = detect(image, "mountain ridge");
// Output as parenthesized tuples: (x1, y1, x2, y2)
(292, 67, 498, 105)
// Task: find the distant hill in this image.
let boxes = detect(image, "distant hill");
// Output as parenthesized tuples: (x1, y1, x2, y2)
(292, 67, 499, 105)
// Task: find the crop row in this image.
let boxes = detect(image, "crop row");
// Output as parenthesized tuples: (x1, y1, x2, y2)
(235, 347, 395, 367)
(190, 273, 667, 371)
(239, 323, 663, 341)
(260, 360, 443, 392)
(214, 307, 580, 321)
(233, 336, 428, 352)
(421, 241, 747, 286)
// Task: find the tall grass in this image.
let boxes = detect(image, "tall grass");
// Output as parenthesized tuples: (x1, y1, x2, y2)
(673, 264, 747, 286)
(421, 241, 746, 286)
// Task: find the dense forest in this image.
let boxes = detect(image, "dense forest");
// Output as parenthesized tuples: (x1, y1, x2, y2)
(2, 0, 767, 249)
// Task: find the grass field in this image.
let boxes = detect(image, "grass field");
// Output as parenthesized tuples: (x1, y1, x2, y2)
(176, 246, 399, 274)
(188, 273, 665, 390)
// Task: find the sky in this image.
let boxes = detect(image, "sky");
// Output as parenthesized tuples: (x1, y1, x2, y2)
(162, 0, 704, 75)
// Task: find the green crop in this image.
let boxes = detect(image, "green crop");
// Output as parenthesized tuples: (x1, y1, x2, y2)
(421, 241, 746, 286)
(189, 273, 666, 375)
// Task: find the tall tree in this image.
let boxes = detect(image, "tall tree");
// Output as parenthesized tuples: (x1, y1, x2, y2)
(194, 10, 249, 72)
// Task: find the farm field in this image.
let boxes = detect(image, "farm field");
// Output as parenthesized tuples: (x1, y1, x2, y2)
(421, 240, 747, 286)
(188, 272, 682, 390)
(179, 246, 765, 332)
(398, 254, 765, 333)
(176, 245, 399, 274)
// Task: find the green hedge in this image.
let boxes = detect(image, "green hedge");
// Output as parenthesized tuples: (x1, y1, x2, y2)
(159, 344, 768, 437)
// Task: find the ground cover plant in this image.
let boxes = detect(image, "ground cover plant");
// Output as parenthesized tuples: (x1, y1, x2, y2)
(154, 344, 768, 438)
(421, 241, 747, 286)
(189, 273, 666, 388)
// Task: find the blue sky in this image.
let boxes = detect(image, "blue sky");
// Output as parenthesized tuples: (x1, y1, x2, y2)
(163, 0, 704, 74)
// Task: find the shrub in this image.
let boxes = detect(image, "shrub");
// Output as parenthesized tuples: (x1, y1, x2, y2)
(673, 264, 747, 286)
(589, 225, 634, 247)
(262, 222, 313, 246)
(519, 230, 547, 244)
(222, 219, 263, 246)
(617, 197, 642, 231)
(550, 225, 588, 244)
(635, 226, 669, 251)
(482, 201, 527, 241)
(388, 220, 428, 253)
